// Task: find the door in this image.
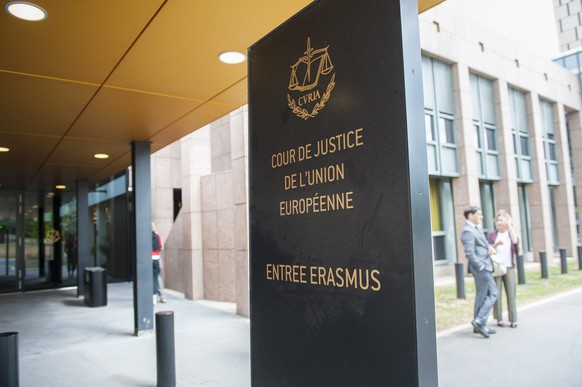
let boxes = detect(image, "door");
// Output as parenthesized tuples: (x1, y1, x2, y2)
(0, 191, 22, 293)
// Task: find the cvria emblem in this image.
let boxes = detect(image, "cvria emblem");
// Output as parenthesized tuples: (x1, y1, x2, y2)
(287, 37, 336, 120)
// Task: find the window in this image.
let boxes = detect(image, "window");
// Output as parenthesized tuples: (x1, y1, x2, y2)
(440, 117, 455, 144)
(173, 188, 182, 222)
(479, 181, 496, 235)
(518, 184, 533, 253)
(429, 178, 457, 263)
(509, 88, 533, 182)
(540, 99, 559, 185)
(423, 56, 458, 177)
(471, 74, 500, 179)
(549, 187, 560, 250)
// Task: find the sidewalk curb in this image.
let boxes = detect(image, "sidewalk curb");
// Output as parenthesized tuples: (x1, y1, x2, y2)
(436, 286, 582, 338)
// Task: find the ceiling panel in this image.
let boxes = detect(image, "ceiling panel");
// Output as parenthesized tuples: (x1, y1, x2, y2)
(0, 0, 446, 193)
(0, 0, 165, 82)
(0, 72, 98, 136)
(211, 77, 248, 107)
(46, 138, 132, 168)
(67, 86, 202, 142)
(106, 0, 312, 99)
(0, 133, 59, 163)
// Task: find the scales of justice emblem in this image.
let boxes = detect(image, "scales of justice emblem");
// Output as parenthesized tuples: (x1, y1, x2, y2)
(287, 37, 336, 120)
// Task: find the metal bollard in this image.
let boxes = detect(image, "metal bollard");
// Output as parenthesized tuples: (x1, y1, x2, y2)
(455, 262, 465, 299)
(0, 332, 19, 387)
(559, 248, 568, 274)
(578, 245, 582, 271)
(517, 255, 526, 285)
(156, 311, 176, 387)
(540, 251, 548, 279)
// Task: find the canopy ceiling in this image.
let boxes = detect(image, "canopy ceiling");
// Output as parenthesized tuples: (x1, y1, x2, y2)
(0, 0, 445, 194)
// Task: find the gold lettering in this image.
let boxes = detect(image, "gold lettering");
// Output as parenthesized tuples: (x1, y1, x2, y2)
(279, 191, 354, 217)
(371, 269, 381, 291)
(284, 265, 292, 282)
(359, 269, 370, 290)
(326, 267, 336, 286)
(345, 268, 358, 288)
(267, 263, 380, 292)
(298, 144, 312, 161)
(335, 267, 345, 287)
(298, 90, 321, 106)
(318, 266, 326, 285)
(299, 266, 307, 283)
(271, 128, 363, 168)
(284, 174, 297, 190)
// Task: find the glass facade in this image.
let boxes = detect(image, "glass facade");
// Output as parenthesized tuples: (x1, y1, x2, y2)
(518, 184, 533, 253)
(509, 88, 534, 183)
(423, 56, 458, 176)
(429, 178, 456, 263)
(89, 172, 133, 282)
(479, 181, 496, 235)
(540, 99, 560, 185)
(471, 73, 500, 180)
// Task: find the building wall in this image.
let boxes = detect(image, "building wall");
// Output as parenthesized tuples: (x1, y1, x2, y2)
(153, 7, 582, 316)
(152, 107, 249, 316)
(420, 5, 581, 267)
(554, 0, 582, 52)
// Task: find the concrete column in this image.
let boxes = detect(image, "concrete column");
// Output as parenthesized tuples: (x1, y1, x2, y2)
(554, 103, 578, 256)
(151, 143, 179, 238)
(131, 141, 153, 335)
(527, 93, 555, 259)
(180, 127, 211, 300)
(452, 63, 481, 266)
(570, 110, 582, 243)
(493, 80, 521, 245)
(230, 107, 250, 317)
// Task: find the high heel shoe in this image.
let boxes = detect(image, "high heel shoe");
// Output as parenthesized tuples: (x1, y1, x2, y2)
(497, 321, 506, 327)
(510, 322, 518, 328)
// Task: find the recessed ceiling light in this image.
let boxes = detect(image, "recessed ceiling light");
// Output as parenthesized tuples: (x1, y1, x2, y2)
(218, 51, 246, 64)
(5, 2, 47, 21)
(55, 185, 66, 190)
(94, 153, 109, 159)
(0, 147, 9, 152)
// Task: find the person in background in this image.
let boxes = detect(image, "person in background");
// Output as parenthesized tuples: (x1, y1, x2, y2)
(487, 210, 519, 328)
(152, 223, 167, 304)
(461, 206, 499, 338)
(64, 235, 77, 278)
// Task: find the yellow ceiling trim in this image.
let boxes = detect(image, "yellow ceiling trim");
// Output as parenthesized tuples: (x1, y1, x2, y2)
(101, 84, 208, 103)
(0, 69, 101, 88)
(418, 0, 446, 13)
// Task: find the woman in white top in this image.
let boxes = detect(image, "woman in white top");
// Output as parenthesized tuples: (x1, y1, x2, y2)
(486, 210, 519, 328)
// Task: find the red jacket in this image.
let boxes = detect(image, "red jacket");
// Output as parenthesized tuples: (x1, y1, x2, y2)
(152, 233, 163, 256)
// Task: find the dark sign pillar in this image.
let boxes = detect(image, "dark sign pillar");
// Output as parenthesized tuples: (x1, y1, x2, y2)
(131, 141, 154, 335)
(248, 0, 437, 385)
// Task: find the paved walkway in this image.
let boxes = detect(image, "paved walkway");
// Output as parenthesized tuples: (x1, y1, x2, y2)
(437, 287, 582, 387)
(0, 283, 250, 387)
(1, 282, 581, 386)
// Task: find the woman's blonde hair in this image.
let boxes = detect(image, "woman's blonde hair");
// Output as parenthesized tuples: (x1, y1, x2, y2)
(495, 209, 512, 225)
